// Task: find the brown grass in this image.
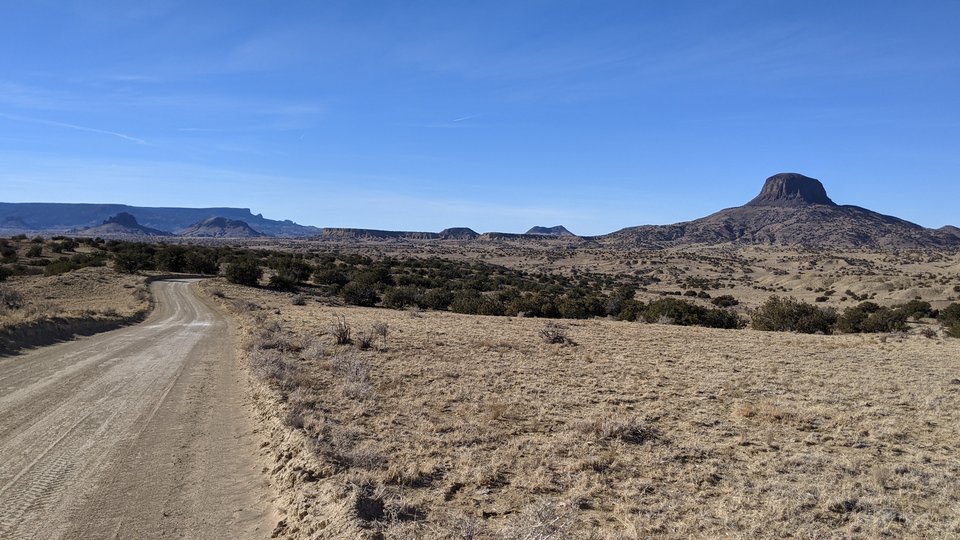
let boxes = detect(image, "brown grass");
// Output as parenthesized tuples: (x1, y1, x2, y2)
(0, 266, 149, 329)
(206, 277, 960, 539)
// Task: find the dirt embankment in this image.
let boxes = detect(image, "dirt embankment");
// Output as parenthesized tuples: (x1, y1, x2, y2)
(0, 312, 149, 356)
(0, 267, 158, 356)
(200, 280, 364, 539)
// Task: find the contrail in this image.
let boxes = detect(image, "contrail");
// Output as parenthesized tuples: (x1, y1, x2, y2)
(452, 114, 480, 123)
(0, 112, 146, 144)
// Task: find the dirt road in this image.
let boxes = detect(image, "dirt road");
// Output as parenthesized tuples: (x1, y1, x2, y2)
(0, 279, 276, 539)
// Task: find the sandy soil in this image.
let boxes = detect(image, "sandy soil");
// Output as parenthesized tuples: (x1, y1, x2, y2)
(0, 280, 277, 539)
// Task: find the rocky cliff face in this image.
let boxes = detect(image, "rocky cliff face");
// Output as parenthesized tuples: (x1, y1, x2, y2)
(746, 173, 835, 207)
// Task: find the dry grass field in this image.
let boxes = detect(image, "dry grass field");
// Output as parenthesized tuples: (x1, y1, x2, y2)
(203, 277, 960, 539)
(0, 265, 149, 330)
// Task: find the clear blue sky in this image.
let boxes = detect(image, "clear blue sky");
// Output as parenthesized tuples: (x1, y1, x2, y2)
(2, 1, 959, 235)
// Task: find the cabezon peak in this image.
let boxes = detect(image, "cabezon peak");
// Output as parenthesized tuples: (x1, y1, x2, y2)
(746, 173, 836, 207)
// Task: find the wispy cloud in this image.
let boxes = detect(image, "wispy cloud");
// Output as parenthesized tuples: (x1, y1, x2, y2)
(0, 112, 146, 144)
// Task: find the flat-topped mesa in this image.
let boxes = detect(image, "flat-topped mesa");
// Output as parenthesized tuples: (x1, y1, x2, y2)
(746, 173, 836, 207)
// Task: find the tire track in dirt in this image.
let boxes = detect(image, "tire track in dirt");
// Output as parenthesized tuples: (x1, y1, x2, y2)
(0, 280, 275, 539)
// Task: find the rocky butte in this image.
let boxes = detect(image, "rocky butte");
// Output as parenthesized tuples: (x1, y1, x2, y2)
(745, 173, 836, 207)
(602, 172, 960, 249)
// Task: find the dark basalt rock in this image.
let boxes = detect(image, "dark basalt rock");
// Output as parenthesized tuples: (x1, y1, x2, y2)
(746, 173, 835, 207)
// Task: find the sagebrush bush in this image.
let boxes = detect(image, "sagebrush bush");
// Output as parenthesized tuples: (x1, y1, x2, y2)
(0, 285, 24, 310)
(224, 259, 262, 286)
(539, 322, 571, 344)
(331, 315, 352, 345)
(751, 296, 836, 334)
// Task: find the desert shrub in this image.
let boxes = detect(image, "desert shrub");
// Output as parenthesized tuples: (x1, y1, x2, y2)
(835, 301, 881, 333)
(330, 352, 374, 399)
(381, 285, 422, 309)
(604, 284, 637, 317)
(49, 238, 78, 253)
(252, 320, 302, 353)
(270, 257, 313, 284)
(354, 266, 394, 288)
(342, 281, 379, 307)
(556, 295, 605, 319)
(894, 299, 935, 320)
(314, 268, 350, 287)
(155, 245, 187, 272)
(751, 296, 836, 334)
(450, 290, 504, 316)
(539, 322, 571, 344)
(224, 259, 262, 286)
(31, 236, 43, 243)
(44, 253, 106, 276)
(0, 245, 17, 263)
(859, 308, 908, 333)
(355, 331, 374, 350)
(249, 348, 299, 392)
(919, 327, 938, 339)
(954, 285, 960, 293)
(0, 285, 24, 310)
(113, 250, 154, 274)
(946, 323, 960, 338)
(616, 299, 646, 321)
(938, 303, 960, 327)
(711, 294, 739, 308)
(642, 298, 743, 329)
(371, 321, 389, 346)
(26, 245, 42, 258)
(291, 293, 307, 306)
(268, 273, 298, 291)
(331, 315, 352, 345)
(0, 266, 10, 282)
(184, 249, 220, 274)
(422, 288, 452, 310)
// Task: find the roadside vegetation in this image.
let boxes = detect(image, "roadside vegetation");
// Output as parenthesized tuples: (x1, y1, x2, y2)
(2, 236, 957, 337)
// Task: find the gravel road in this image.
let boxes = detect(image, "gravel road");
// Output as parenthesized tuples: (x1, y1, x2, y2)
(0, 279, 275, 539)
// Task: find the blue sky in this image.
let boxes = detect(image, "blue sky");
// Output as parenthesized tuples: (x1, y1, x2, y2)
(1, 1, 959, 234)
